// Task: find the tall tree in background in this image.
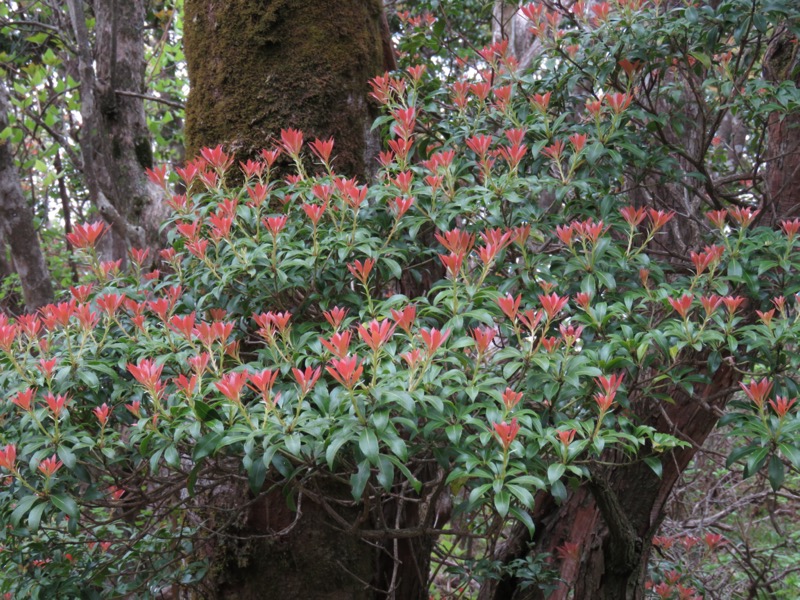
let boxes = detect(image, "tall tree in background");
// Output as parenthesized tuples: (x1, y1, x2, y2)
(66, 0, 166, 262)
(0, 0, 181, 307)
(0, 80, 53, 309)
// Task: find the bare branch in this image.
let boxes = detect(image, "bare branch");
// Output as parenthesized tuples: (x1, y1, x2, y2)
(114, 89, 184, 110)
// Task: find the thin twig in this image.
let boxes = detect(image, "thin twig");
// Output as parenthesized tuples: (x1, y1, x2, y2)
(115, 89, 184, 110)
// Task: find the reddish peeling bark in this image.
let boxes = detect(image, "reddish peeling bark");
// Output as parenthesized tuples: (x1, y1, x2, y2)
(764, 27, 800, 221)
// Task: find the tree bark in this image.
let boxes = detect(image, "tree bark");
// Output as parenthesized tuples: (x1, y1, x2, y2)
(66, 0, 165, 263)
(492, 0, 541, 71)
(764, 26, 800, 221)
(214, 484, 377, 600)
(184, 0, 394, 180)
(0, 80, 54, 311)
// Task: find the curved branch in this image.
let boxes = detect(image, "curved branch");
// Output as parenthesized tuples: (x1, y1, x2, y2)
(114, 89, 184, 110)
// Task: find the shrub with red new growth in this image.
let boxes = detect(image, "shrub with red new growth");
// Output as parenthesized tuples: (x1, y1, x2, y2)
(2, 1, 800, 596)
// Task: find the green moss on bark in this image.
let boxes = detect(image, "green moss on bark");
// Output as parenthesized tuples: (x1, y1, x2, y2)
(134, 136, 154, 170)
(184, 0, 388, 179)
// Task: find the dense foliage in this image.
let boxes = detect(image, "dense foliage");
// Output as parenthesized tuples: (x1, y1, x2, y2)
(1, 0, 799, 597)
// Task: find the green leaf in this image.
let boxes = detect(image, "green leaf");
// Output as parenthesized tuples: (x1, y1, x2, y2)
(11, 495, 40, 527)
(744, 446, 769, 478)
(27, 501, 47, 532)
(382, 258, 403, 280)
(194, 399, 223, 423)
(387, 455, 421, 493)
(509, 506, 536, 537)
(193, 431, 223, 461)
(359, 429, 379, 464)
(592, 436, 605, 455)
(150, 447, 165, 473)
(547, 463, 565, 485)
(595, 270, 616, 290)
(26, 32, 49, 44)
(644, 456, 662, 478)
(509, 475, 545, 490)
(370, 114, 394, 132)
(585, 142, 605, 165)
(551, 480, 567, 503)
(247, 456, 267, 494)
(445, 424, 462, 444)
(188, 462, 202, 497)
(726, 444, 757, 468)
(767, 454, 784, 491)
(272, 454, 292, 478)
(164, 445, 180, 468)
(689, 51, 711, 69)
(507, 483, 534, 509)
(50, 494, 79, 519)
(778, 443, 800, 469)
(57, 446, 77, 470)
(376, 455, 394, 491)
(468, 483, 493, 506)
(384, 431, 408, 461)
(285, 433, 302, 456)
(351, 460, 371, 500)
(78, 369, 99, 389)
(494, 488, 510, 518)
(326, 433, 351, 468)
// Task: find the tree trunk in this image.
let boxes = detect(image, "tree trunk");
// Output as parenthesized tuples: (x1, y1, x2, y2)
(492, 1, 541, 71)
(209, 476, 435, 599)
(764, 26, 800, 220)
(66, 0, 165, 263)
(184, 0, 394, 180)
(483, 364, 737, 600)
(183, 2, 407, 597)
(214, 484, 377, 600)
(0, 80, 54, 311)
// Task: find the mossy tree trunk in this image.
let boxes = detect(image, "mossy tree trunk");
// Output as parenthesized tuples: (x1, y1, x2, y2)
(184, 0, 394, 180)
(183, 2, 408, 598)
(213, 483, 377, 600)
